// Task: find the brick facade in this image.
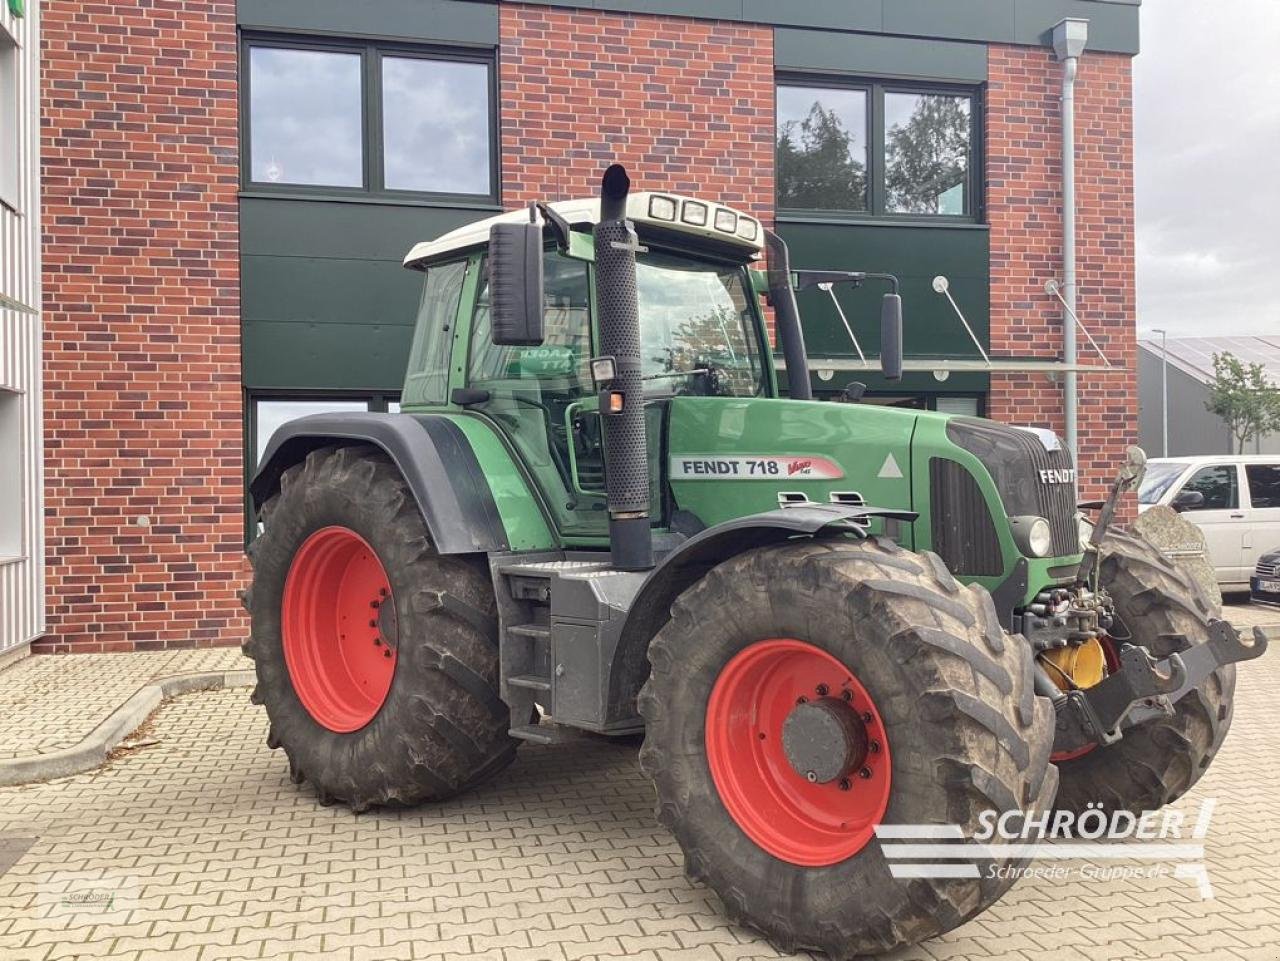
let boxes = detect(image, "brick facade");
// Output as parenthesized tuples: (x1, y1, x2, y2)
(38, 0, 247, 652)
(985, 45, 1137, 503)
(498, 4, 774, 225)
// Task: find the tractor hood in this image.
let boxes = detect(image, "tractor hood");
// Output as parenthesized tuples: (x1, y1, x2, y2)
(666, 397, 920, 531)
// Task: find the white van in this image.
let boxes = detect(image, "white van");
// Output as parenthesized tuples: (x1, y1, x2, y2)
(1139, 455, 1280, 590)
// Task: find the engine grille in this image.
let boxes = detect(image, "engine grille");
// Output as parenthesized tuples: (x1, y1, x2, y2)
(930, 458, 1003, 576)
(1257, 560, 1280, 579)
(945, 419, 1078, 557)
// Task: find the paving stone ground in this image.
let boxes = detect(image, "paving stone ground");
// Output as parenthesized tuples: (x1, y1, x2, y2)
(0, 603, 1276, 961)
(0, 650, 245, 760)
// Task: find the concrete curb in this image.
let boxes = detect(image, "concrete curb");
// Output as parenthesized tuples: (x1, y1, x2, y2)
(0, 669, 256, 787)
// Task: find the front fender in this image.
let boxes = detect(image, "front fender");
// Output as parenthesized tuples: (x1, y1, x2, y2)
(251, 412, 509, 555)
(603, 504, 917, 726)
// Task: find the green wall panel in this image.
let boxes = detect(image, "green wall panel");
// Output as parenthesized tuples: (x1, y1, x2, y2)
(521, 0, 1139, 54)
(237, 0, 498, 45)
(778, 222, 991, 394)
(775, 27, 987, 82)
(241, 197, 498, 391)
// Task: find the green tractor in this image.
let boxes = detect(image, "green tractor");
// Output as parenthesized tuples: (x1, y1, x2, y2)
(244, 165, 1266, 957)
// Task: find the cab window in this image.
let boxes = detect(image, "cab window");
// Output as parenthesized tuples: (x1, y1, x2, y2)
(1180, 465, 1238, 511)
(403, 259, 467, 406)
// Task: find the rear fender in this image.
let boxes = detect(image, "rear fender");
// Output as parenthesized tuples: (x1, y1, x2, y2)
(603, 504, 918, 726)
(251, 412, 509, 554)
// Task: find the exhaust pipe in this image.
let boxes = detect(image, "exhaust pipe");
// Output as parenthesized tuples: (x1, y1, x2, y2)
(594, 165, 654, 571)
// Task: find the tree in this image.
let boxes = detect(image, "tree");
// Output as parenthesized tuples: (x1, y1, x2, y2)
(885, 95, 971, 214)
(1205, 351, 1280, 453)
(777, 102, 867, 210)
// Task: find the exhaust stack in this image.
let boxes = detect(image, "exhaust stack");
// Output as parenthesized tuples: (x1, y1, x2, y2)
(594, 165, 654, 571)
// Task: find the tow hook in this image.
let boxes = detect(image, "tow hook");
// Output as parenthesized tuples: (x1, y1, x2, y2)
(1052, 620, 1271, 755)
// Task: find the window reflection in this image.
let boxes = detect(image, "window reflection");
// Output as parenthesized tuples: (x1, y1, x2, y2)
(776, 85, 868, 211)
(885, 92, 971, 215)
(382, 57, 490, 195)
(249, 47, 363, 188)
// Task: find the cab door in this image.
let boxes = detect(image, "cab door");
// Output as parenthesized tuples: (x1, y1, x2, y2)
(1173, 463, 1247, 586)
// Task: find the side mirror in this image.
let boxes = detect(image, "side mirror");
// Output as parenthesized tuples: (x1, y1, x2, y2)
(1171, 489, 1205, 512)
(842, 381, 867, 403)
(880, 293, 903, 382)
(488, 222, 544, 346)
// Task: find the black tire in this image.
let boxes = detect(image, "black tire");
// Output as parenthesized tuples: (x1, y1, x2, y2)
(1053, 528, 1234, 816)
(242, 444, 519, 811)
(638, 537, 1058, 959)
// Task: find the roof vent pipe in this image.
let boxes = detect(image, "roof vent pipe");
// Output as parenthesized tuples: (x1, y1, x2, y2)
(1053, 17, 1088, 484)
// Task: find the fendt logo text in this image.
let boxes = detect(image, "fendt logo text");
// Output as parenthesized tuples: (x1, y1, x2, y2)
(1039, 468, 1077, 484)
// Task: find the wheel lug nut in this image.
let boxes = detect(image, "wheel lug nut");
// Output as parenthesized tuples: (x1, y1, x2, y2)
(861, 712, 873, 724)
(869, 741, 880, 754)
(839, 778, 851, 791)
(841, 690, 853, 702)
(383, 649, 392, 658)
(370, 600, 380, 609)
(815, 684, 829, 696)
(805, 771, 817, 783)
(374, 637, 382, 646)
(379, 587, 388, 598)
(369, 620, 377, 628)
(858, 767, 872, 779)
(796, 695, 808, 705)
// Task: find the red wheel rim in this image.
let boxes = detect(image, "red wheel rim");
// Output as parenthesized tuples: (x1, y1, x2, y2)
(1050, 636, 1122, 762)
(705, 639, 892, 866)
(282, 526, 397, 733)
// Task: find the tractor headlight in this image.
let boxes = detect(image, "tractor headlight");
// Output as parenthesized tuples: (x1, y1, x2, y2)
(1010, 515, 1053, 557)
(648, 195, 678, 221)
(713, 208, 738, 233)
(681, 200, 708, 226)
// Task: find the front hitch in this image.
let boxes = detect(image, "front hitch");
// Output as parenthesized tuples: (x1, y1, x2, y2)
(1052, 620, 1272, 755)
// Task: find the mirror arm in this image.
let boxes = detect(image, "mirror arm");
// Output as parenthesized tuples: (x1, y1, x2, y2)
(534, 201, 573, 251)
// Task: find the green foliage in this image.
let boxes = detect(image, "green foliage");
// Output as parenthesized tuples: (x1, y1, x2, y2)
(885, 95, 971, 215)
(1205, 352, 1280, 453)
(777, 102, 867, 211)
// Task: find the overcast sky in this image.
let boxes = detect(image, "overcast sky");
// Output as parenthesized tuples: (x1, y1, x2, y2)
(1134, 1, 1280, 340)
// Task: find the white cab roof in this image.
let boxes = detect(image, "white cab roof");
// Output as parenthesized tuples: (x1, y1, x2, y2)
(403, 192, 764, 268)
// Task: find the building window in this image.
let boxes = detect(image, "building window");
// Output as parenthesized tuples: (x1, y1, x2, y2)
(776, 84, 868, 212)
(382, 56, 491, 195)
(0, 389, 21, 558)
(777, 79, 978, 220)
(249, 47, 364, 188)
(243, 37, 496, 200)
(0, 24, 18, 211)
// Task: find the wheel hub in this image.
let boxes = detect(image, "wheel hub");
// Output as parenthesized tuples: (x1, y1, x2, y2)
(782, 697, 869, 784)
(704, 638, 892, 866)
(281, 526, 398, 733)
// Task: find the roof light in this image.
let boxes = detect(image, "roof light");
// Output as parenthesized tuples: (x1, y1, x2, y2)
(648, 195, 677, 221)
(713, 208, 738, 233)
(681, 200, 708, 226)
(736, 217, 759, 242)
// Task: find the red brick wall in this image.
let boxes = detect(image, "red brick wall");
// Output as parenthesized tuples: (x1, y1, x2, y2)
(39, 0, 246, 652)
(499, 3, 773, 225)
(986, 45, 1137, 504)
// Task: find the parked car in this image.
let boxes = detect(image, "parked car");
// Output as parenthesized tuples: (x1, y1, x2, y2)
(1139, 455, 1280, 591)
(1252, 546, 1280, 606)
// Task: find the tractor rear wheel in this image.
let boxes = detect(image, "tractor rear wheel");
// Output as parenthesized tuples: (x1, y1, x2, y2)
(638, 537, 1057, 959)
(1052, 528, 1233, 816)
(243, 445, 519, 811)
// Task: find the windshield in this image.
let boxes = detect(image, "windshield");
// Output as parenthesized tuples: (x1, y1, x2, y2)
(634, 251, 765, 397)
(1139, 462, 1187, 504)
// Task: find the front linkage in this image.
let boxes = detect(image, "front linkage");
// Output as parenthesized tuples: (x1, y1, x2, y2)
(1018, 446, 1272, 756)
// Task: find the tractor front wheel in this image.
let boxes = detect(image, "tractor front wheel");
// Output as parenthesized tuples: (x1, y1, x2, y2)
(243, 445, 519, 811)
(638, 537, 1057, 958)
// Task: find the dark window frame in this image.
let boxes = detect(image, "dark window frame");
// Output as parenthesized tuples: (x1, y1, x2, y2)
(776, 73, 983, 224)
(240, 32, 499, 205)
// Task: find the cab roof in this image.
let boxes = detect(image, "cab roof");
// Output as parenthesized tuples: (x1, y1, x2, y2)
(402, 192, 764, 269)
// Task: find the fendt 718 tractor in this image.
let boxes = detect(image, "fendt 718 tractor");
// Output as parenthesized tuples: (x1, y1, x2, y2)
(244, 165, 1267, 957)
